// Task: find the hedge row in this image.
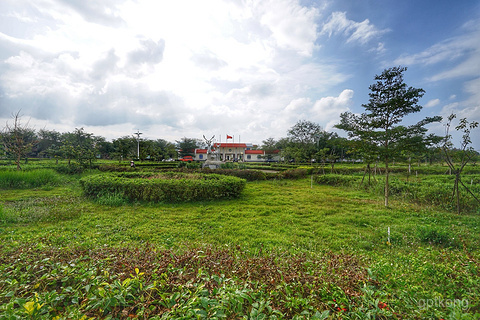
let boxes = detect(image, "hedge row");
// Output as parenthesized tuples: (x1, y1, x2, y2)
(79, 172, 246, 203)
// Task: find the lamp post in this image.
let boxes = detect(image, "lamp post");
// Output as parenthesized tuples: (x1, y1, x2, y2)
(134, 130, 142, 160)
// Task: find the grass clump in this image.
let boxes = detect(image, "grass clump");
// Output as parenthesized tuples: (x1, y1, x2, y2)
(0, 169, 62, 189)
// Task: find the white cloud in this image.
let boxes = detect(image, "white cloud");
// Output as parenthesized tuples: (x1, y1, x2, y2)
(424, 99, 440, 108)
(321, 12, 388, 46)
(395, 20, 480, 81)
(258, 0, 320, 56)
(280, 89, 354, 130)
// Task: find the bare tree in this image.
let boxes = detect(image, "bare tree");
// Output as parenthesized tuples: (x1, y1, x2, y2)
(442, 113, 480, 213)
(1, 111, 37, 170)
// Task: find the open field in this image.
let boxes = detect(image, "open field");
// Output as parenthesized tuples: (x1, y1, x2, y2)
(0, 162, 479, 319)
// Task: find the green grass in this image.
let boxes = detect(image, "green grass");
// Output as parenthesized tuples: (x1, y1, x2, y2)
(0, 166, 479, 319)
(0, 169, 63, 189)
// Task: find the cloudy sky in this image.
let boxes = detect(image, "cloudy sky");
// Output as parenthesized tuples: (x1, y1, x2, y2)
(1, 0, 479, 149)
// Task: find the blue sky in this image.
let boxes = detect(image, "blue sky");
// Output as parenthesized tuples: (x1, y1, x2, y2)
(0, 0, 479, 149)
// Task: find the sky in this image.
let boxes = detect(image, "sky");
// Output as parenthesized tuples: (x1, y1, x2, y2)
(0, 0, 479, 149)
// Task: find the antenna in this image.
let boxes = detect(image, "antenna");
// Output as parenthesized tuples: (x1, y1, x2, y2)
(134, 130, 143, 159)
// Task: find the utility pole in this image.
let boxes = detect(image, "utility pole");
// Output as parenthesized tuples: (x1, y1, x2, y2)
(134, 130, 142, 160)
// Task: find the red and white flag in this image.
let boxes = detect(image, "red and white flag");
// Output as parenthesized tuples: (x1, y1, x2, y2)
(226, 135, 233, 139)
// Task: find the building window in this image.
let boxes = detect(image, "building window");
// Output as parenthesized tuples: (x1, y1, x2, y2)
(247, 155, 251, 160)
(257, 155, 262, 159)
(199, 155, 203, 159)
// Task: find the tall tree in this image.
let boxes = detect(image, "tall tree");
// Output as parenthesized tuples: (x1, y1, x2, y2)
(37, 129, 62, 160)
(176, 137, 199, 158)
(112, 136, 136, 161)
(287, 120, 324, 162)
(60, 128, 97, 167)
(261, 137, 278, 161)
(336, 66, 439, 206)
(1, 111, 37, 170)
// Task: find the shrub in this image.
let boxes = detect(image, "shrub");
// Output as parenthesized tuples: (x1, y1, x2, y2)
(204, 168, 267, 181)
(80, 172, 246, 203)
(98, 164, 132, 172)
(54, 164, 85, 175)
(280, 168, 309, 180)
(313, 174, 359, 187)
(417, 226, 458, 247)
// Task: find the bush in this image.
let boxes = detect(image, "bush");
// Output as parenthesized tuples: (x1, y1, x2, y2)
(417, 226, 458, 247)
(279, 168, 309, 180)
(54, 164, 85, 175)
(80, 172, 246, 203)
(313, 174, 359, 187)
(204, 168, 267, 181)
(98, 164, 132, 172)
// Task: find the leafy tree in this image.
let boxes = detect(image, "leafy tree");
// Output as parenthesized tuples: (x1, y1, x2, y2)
(95, 136, 114, 159)
(176, 137, 198, 158)
(261, 138, 278, 161)
(155, 139, 177, 160)
(60, 128, 97, 167)
(288, 120, 323, 145)
(335, 66, 439, 206)
(286, 120, 324, 162)
(37, 129, 62, 161)
(442, 113, 479, 213)
(112, 136, 136, 161)
(1, 111, 38, 170)
(399, 117, 443, 178)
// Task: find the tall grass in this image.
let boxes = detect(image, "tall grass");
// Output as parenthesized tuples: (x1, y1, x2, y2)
(0, 169, 62, 189)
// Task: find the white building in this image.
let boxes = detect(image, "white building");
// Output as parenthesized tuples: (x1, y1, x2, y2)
(194, 143, 280, 162)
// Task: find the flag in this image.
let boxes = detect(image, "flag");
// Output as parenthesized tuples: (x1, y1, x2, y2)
(227, 135, 233, 139)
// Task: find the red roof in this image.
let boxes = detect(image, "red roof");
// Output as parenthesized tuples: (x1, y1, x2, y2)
(195, 149, 207, 154)
(214, 143, 247, 148)
(245, 150, 264, 154)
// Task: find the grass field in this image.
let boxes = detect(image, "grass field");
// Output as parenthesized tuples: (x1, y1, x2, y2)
(0, 163, 479, 319)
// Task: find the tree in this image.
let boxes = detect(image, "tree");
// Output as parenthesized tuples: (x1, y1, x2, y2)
(112, 136, 136, 161)
(399, 118, 443, 178)
(288, 120, 323, 145)
(60, 128, 97, 167)
(37, 129, 62, 161)
(261, 138, 278, 161)
(442, 113, 479, 213)
(335, 66, 439, 206)
(286, 120, 324, 162)
(95, 136, 114, 159)
(176, 137, 199, 158)
(1, 111, 38, 170)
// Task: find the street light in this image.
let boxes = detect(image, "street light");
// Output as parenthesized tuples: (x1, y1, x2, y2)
(134, 130, 142, 160)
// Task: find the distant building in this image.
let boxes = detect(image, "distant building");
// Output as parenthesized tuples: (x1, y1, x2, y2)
(194, 143, 280, 162)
